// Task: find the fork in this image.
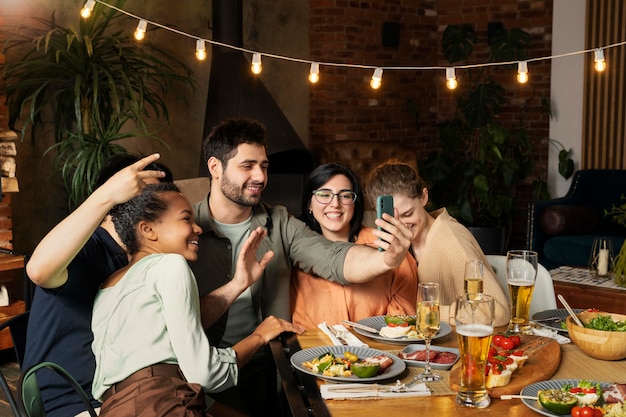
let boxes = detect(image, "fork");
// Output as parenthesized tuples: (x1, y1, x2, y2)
(325, 324, 348, 345)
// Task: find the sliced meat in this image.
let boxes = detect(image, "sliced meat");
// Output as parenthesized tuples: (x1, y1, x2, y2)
(603, 383, 626, 404)
(431, 352, 458, 364)
(398, 349, 438, 362)
(364, 355, 394, 370)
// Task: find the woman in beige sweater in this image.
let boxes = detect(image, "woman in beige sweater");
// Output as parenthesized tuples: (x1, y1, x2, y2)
(366, 161, 510, 327)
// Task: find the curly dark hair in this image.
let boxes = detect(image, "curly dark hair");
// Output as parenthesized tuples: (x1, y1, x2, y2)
(301, 163, 364, 243)
(202, 118, 267, 178)
(110, 182, 181, 255)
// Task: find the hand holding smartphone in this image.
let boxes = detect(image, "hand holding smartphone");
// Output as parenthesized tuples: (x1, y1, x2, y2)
(376, 195, 394, 251)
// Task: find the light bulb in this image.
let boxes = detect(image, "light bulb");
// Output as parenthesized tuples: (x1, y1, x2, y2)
(308, 62, 320, 83)
(517, 61, 529, 83)
(370, 67, 383, 89)
(80, 0, 95, 18)
(134, 20, 147, 41)
(445, 67, 457, 90)
(251, 53, 262, 75)
(594, 49, 606, 72)
(195, 39, 206, 61)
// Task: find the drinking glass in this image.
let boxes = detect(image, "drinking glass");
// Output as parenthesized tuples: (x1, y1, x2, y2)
(506, 250, 538, 335)
(416, 282, 441, 382)
(455, 293, 494, 408)
(464, 260, 484, 298)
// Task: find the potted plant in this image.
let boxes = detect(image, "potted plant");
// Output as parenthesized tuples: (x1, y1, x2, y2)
(419, 24, 570, 252)
(1, 0, 195, 206)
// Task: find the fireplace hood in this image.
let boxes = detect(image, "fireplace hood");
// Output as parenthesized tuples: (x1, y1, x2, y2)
(201, 0, 314, 177)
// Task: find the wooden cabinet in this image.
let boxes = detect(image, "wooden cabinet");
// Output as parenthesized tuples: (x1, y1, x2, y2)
(0, 300, 26, 351)
(554, 281, 626, 314)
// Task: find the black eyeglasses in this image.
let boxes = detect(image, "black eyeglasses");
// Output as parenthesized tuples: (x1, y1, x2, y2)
(312, 189, 357, 205)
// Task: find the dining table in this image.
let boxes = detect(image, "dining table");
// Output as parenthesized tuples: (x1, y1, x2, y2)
(270, 323, 626, 417)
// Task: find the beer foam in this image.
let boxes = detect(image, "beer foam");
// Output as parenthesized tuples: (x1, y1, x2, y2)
(456, 323, 493, 337)
(508, 279, 534, 286)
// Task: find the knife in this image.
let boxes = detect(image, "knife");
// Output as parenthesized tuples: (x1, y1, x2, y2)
(326, 323, 348, 345)
(341, 320, 380, 334)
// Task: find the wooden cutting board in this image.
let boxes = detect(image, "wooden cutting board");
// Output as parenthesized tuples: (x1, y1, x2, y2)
(449, 335, 561, 398)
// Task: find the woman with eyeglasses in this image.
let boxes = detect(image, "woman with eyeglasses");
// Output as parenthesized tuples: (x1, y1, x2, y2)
(289, 163, 417, 329)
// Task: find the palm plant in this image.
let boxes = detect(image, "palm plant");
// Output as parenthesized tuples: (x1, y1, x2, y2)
(1, 0, 195, 206)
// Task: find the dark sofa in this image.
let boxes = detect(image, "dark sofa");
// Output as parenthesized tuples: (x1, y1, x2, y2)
(527, 169, 626, 269)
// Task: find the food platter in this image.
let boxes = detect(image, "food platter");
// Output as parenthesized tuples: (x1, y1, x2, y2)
(290, 345, 406, 383)
(532, 308, 584, 334)
(399, 344, 460, 370)
(351, 315, 453, 345)
(520, 379, 611, 417)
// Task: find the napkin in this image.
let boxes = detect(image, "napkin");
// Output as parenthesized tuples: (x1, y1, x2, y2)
(320, 381, 431, 400)
(532, 327, 571, 344)
(318, 322, 368, 347)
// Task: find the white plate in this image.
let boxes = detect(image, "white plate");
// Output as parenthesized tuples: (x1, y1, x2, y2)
(399, 345, 460, 370)
(290, 345, 406, 383)
(520, 379, 611, 417)
(532, 309, 584, 334)
(351, 316, 453, 345)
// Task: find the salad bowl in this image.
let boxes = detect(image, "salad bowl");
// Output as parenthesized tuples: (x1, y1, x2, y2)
(566, 311, 626, 360)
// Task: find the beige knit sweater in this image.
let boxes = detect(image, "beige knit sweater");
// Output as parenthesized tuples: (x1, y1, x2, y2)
(417, 208, 511, 327)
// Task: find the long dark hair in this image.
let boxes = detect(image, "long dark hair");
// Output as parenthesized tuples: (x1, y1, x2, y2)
(301, 163, 364, 242)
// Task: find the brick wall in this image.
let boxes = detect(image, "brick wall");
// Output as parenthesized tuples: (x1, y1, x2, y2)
(309, 0, 554, 249)
(0, 16, 17, 252)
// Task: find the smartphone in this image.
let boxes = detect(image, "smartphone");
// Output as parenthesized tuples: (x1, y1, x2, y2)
(376, 195, 394, 251)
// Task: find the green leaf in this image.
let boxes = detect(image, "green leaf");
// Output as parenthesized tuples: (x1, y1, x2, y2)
(442, 24, 477, 64)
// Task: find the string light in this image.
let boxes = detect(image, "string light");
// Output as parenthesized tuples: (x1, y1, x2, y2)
(79, 1, 626, 88)
(251, 53, 262, 75)
(80, 0, 95, 19)
(517, 61, 529, 83)
(370, 67, 383, 89)
(195, 39, 207, 61)
(594, 48, 607, 72)
(308, 62, 320, 83)
(134, 19, 147, 41)
(445, 67, 458, 90)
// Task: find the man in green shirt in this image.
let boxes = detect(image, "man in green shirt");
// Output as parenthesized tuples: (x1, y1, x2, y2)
(191, 118, 413, 416)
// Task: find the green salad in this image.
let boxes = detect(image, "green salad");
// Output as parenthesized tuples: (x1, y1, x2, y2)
(585, 314, 626, 332)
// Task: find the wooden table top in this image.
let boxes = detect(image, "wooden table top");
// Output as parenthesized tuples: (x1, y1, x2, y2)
(272, 326, 626, 417)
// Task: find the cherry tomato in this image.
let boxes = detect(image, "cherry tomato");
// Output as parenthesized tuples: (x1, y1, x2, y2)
(571, 406, 580, 417)
(570, 387, 583, 394)
(510, 350, 525, 357)
(500, 338, 515, 350)
(582, 387, 596, 394)
(593, 409, 603, 417)
(509, 335, 521, 347)
(492, 335, 505, 347)
(579, 407, 596, 417)
(488, 347, 498, 357)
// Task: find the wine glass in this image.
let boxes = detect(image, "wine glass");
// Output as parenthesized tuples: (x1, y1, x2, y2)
(464, 260, 484, 300)
(416, 282, 441, 382)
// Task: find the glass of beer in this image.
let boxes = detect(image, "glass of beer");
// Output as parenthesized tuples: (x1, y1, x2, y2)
(416, 282, 441, 382)
(455, 293, 494, 408)
(506, 250, 538, 335)
(464, 260, 484, 298)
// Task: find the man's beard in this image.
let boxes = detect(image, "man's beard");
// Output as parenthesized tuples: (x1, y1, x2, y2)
(221, 173, 264, 207)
